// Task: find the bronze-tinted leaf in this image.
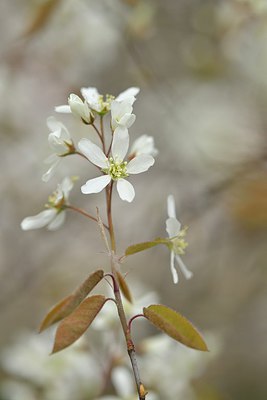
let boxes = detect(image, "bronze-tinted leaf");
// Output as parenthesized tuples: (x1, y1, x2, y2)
(116, 270, 133, 303)
(143, 304, 208, 351)
(125, 238, 168, 256)
(39, 269, 104, 332)
(52, 295, 106, 353)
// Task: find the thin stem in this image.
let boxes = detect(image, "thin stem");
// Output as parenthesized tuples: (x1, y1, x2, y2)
(92, 123, 104, 146)
(128, 314, 145, 333)
(66, 205, 109, 230)
(106, 182, 116, 252)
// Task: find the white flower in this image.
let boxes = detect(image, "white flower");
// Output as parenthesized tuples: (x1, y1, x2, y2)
(111, 100, 136, 130)
(42, 117, 74, 182)
(21, 177, 74, 231)
(78, 128, 154, 202)
(129, 134, 158, 158)
(166, 195, 193, 284)
(56, 87, 140, 116)
(55, 94, 92, 124)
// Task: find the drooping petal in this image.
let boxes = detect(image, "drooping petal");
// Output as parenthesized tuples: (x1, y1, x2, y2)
(48, 132, 68, 154)
(116, 87, 140, 104)
(127, 154, 155, 174)
(78, 138, 108, 168)
(61, 177, 74, 199)
(175, 255, 193, 280)
(81, 175, 111, 194)
(21, 209, 57, 230)
(47, 211, 66, 231)
(167, 194, 176, 218)
(55, 105, 71, 113)
(111, 127, 129, 161)
(42, 159, 61, 182)
(170, 251, 178, 284)
(116, 179, 135, 202)
(166, 217, 181, 238)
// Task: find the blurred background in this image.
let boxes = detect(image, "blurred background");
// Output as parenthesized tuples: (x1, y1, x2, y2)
(1, 0, 267, 399)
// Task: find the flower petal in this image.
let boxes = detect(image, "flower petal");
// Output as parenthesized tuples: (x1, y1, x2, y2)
(81, 175, 111, 194)
(130, 134, 158, 157)
(61, 177, 74, 199)
(116, 87, 140, 104)
(78, 138, 108, 168)
(167, 194, 176, 218)
(55, 105, 71, 113)
(116, 179, 135, 202)
(166, 217, 181, 238)
(127, 154, 155, 174)
(42, 159, 60, 182)
(21, 209, 57, 230)
(170, 251, 178, 284)
(48, 211, 66, 231)
(111, 127, 129, 161)
(119, 113, 136, 128)
(175, 255, 193, 280)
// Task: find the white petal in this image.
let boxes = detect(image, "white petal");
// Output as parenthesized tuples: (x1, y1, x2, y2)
(47, 116, 61, 131)
(170, 251, 178, 284)
(55, 105, 71, 113)
(127, 154, 155, 174)
(48, 132, 68, 154)
(130, 134, 158, 157)
(175, 255, 193, 280)
(111, 127, 129, 161)
(111, 100, 133, 119)
(81, 87, 99, 102)
(166, 217, 181, 238)
(119, 113, 136, 128)
(42, 159, 60, 182)
(81, 175, 111, 194)
(78, 138, 107, 168)
(116, 179, 135, 202)
(61, 177, 74, 199)
(48, 211, 66, 230)
(167, 194, 176, 218)
(116, 87, 140, 103)
(21, 209, 57, 230)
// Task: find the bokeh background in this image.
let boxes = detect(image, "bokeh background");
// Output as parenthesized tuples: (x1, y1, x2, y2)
(1, 0, 267, 399)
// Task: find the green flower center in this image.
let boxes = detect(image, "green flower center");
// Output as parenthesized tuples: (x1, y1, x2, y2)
(46, 190, 64, 209)
(170, 227, 188, 255)
(103, 158, 129, 180)
(97, 94, 115, 114)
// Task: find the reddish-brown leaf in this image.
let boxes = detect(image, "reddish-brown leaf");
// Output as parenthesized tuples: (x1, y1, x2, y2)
(39, 269, 104, 332)
(116, 271, 133, 303)
(52, 295, 106, 353)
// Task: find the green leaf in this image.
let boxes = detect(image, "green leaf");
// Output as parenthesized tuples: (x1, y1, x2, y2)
(125, 238, 168, 256)
(116, 270, 133, 303)
(52, 295, 106, 353)
(143, 304, 208, 351)
(39, 269, 104, 332)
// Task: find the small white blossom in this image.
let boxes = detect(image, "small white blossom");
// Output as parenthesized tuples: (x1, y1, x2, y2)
(129, 134, 158, 158)
(56, 87, 140, 116)
(111, 100, 136, 130)
(78, 128, 154, 202)
(42, 117, 74, 182)
(55, 94, 92, 124)
(166, 195, 193, 284)
(21, 177, 74, 231)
